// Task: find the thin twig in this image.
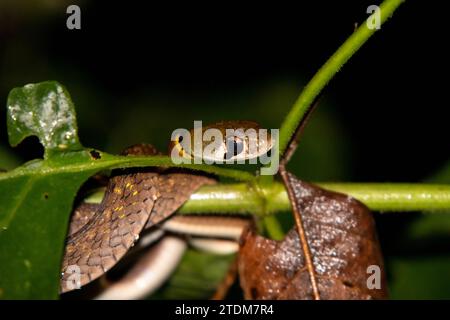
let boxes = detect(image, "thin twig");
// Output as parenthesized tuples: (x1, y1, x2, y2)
(282, 96, 321, 163)
(277, 94, 322, 300)
(279, 98, 322, 299)
(279, 165, 320, 300)
(211, 258, 239, 300)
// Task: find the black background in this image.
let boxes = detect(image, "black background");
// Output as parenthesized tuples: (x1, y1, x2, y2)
(1, 0, 448, 180)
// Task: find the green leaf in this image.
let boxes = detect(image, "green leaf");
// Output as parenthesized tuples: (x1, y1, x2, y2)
(0, 160, 95, 299)
(7, 81, 83, 158)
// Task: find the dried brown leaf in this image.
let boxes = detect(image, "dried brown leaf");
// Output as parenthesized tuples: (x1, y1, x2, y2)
(238, 173, 388, 300)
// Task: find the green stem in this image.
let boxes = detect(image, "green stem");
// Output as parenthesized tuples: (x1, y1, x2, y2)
(0, 152, 256, 183)
(262, 215, 285, 240)
(84, 182, 450, 214)
(278, 0, 405, 155)
(178, 182, 450, 214)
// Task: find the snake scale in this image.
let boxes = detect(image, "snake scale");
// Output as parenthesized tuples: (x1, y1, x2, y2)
(60, 144, 216, 293)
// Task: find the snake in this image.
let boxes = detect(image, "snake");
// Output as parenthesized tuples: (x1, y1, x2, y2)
(60, 121, 273, 297)
(170, 120, 272, 162)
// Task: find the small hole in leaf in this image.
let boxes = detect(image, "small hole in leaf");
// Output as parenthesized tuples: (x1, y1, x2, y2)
(90, 150, 101, 160)
(43, 193, 49, 200)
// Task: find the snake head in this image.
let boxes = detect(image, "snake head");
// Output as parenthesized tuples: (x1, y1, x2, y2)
(169, 120, 273, 163)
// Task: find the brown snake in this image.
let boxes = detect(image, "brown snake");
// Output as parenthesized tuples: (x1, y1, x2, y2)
(61, 121, 272, 294)
(60, 144, 215, 293)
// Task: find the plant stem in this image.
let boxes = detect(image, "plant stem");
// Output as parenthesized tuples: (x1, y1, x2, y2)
(261, 215, 285, 240)
(178, 182, 450, 215)
(278, 0, 405, 156)
(85, 182, 450, 213)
